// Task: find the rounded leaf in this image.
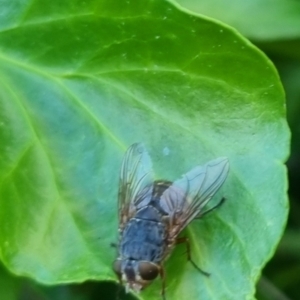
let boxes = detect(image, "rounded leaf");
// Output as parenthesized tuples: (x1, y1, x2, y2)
(0, 0, 289, 300)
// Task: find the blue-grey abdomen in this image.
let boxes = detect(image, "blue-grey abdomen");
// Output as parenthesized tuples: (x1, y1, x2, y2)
(121, 206, 167, 263)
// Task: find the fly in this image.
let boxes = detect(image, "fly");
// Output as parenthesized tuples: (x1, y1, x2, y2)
(113, 143, 229, 299)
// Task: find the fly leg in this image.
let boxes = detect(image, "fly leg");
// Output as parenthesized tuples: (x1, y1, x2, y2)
(176, 237, 210, 276)
(159, 267, 167, 300)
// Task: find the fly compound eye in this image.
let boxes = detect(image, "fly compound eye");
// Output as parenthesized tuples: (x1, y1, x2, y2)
(138, 262, 159, 280)
(113, 260, 122, 276)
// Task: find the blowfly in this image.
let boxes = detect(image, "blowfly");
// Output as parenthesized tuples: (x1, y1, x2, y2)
(113, 143, 229, 299)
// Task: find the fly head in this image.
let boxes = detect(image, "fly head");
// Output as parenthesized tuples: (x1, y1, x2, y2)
(113, 259, 160, 293)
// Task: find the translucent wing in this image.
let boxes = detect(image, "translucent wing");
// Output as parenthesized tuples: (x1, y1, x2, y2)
(118, 143, 154, 230)
(159, 157, 229, 238)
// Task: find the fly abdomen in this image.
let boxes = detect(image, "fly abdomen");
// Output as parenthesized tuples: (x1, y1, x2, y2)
(121, 208, 167, 263)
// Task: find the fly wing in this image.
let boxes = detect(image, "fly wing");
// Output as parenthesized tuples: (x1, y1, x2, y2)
(118, 143, 154, 230)
(159, 157, 229, 239)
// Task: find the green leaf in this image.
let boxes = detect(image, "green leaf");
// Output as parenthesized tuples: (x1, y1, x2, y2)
(0, 0, 289, 300)
(176, 0, 300, 41)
